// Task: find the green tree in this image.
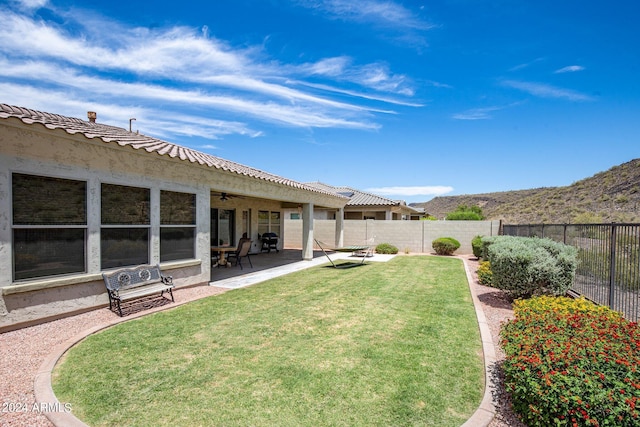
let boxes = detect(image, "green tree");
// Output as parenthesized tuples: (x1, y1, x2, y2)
(445, 205, 484, 220)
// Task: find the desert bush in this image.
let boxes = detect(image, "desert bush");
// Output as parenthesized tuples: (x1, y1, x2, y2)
(486, 236, 577, 298)
(479, 235, 501, 259)
(375, 243, 398, 254)
(501, 296, 639, 427)
(445, 204, 485, 220)
(432, 237, 460, 255)
(476, 261, 493, 286)
(471, 235, 483, 259)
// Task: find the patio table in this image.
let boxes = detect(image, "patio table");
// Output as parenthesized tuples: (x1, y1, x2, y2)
(211, 246, 237, 267)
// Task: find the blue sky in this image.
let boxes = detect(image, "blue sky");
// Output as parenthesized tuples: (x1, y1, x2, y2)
(1, 0, 638, 203)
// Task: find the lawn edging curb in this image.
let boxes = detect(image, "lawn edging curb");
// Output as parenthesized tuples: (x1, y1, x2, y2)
(459, 255, 497, 427)
(33, 289, 219, 427)
(34, 255, 497, 427)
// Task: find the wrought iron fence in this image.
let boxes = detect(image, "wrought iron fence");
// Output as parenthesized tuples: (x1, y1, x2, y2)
(502, 223, 640, 322)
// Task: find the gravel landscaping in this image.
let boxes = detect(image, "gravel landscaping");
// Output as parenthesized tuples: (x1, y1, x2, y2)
(0, 256, 526, 427)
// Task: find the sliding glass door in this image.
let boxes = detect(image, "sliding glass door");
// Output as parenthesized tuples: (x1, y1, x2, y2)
(211, 209, 235, 246)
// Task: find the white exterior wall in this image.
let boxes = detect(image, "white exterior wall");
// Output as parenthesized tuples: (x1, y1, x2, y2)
(0, 120, 345, 330)
(0, 125, 213, 328)
(285, 219, 501, 253)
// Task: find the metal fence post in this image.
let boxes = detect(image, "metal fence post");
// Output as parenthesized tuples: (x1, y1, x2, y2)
(609, 224, 617, 309)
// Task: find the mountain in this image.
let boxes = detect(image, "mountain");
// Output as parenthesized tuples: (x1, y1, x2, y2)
(411, 159, 640, 224)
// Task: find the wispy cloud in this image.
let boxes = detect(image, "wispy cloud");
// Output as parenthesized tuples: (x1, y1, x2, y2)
(365, 186, 454, 197)
(11, 0, 48, 10)
(295, 0, 432, 30)
(501, 80, 593, 101)
(293, 0, 433, 49)
(452, 106, 503, 120)
(554, 65, 585, 74)
(288, 80, 423, 107)
(0, 82, 263, 140)
(298, 56, 415, 96)
(508, 57, 546, 72)
(0, 3, 418, 141)
(452, 102, 522, 120)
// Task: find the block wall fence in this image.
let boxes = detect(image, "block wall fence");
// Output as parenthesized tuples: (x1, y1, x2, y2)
(284, 219, 502, 254)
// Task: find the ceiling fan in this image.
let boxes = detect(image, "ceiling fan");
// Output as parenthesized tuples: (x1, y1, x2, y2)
(214, 191, 245, 202)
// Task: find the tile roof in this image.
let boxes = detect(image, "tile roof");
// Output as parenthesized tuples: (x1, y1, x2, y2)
(306, 182, 399, 206)
(0, 104, 343, 198)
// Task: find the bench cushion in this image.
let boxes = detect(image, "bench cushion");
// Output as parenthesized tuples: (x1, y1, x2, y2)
(116, 282, 173, 301)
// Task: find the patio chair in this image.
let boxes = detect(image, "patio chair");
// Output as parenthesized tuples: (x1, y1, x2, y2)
(227, 238, 253, 270)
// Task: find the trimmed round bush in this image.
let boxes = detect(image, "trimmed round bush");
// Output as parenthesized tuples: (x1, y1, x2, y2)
(375, 243, 398, 254)
(471, 235, 483, 259)
(486, 236, 577, 299)
(432, 237, 460, 255)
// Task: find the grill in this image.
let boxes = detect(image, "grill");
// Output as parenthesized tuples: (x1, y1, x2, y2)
(260, 233, 279, 253)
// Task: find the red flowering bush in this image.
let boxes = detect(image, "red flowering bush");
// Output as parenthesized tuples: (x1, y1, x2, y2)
(501, 296, 640, 426)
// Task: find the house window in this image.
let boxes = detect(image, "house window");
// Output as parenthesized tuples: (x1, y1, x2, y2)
(241, 210, 251, 239)
(160, 190, 196, 262)
(258, 210, 281, 237)
(101, 183, 150, 269)
(12, 173, 87, 280)
(211, 209, 235, 246)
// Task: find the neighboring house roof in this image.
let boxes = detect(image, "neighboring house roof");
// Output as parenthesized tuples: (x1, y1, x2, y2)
(0, 104, 344, 199)
(306, 182, 420, 212)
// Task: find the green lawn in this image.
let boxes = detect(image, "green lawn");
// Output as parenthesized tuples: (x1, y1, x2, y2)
(53, 256, 483, 427)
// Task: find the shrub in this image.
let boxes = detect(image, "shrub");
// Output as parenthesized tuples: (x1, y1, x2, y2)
(375, 243, 398, 254)
(485, 236, 577, 298)
(501, 296, 639, 427)
(445, 205, 485, 220)
(476, 261, 493, 286)
(432, 237, 460, 255)
(479, 235, 501, 259)
(471, 235, 483, 259)
(512, 295, 623, 320)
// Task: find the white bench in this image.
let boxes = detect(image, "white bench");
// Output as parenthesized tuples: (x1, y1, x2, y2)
(102, 264, 174, 316)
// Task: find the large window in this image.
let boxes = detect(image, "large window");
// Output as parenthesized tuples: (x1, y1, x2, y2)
(12, 173, 87, 280)
(258, 210, 281, 237)
(101, 183, 150, 269)
(211, 209, 235, 246)
(160, 190, 196, 262)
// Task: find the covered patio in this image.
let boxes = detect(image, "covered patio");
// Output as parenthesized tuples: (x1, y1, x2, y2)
(209, 249, 333, 285)
(0, 104, 350, 329)
(209, 248, 395, 288)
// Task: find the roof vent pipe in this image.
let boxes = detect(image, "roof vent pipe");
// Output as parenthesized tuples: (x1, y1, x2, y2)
(87, 111, 96, 123)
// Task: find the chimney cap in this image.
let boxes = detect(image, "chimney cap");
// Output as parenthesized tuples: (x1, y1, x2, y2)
(87, 111, 97, 123)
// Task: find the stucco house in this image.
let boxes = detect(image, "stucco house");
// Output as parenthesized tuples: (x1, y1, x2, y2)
(0, 104, 349, 329)
(290, 182, 424, 220)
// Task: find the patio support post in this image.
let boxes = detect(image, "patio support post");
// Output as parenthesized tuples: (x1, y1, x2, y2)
(335, 207, 344, 248)
(302, 202, 314, 260)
